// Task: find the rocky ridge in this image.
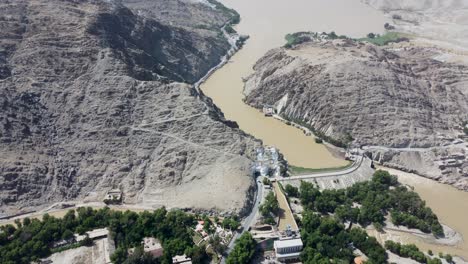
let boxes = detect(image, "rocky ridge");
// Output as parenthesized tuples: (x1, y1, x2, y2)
(243, 38, 468, 190)
(0, 0, 260, 217)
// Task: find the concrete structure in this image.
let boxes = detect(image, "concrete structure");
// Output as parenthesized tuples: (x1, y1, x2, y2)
(274, 238, 303, 262)
(75, 228, 109, 242)
(172, 254, 192, 264)
(104, 189, 122, 204)
(279, 157, 375, 190)
(263, 105, 275, 116)
(143, 237, 164, 258)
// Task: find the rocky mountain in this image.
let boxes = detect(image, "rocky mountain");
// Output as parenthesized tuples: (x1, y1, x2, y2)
(244, 37, 468, 189)
(0, 0, 260, 217)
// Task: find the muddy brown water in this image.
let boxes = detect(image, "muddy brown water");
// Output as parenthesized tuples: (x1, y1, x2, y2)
(201, 0, 388, 168)
(374, 168, 468, 260)
(203, 0, 468, 260)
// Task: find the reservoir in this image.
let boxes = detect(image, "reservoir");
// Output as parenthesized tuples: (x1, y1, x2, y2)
(201, 0, 388, 168)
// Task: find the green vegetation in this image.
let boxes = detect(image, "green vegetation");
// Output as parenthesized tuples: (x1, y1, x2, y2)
(314, 137, 323, 144)
(284, 31, 348, 48)
(284, 32, 312, 48)
(284, 30, 409, 50)
(298, 170, 444, 237)
(282, 114, 352, 148)
(295, 170, 447, 263)
(300, 212, 387, 263)
(284, 184, 299, 198)
(222, 216, 241, 231)
(356, 32, 409, 46)
(226, 232, 256, 264)
(385, 241, 446, 264)
(207, 0, 240, 26)
(0, 207, 209, 264)
(463, 121, 468, 135)
(259, 192, 279, 225)
(288, 162, 352, 176)
(225, 25, 236, 34)
(262, 177, 271, 186)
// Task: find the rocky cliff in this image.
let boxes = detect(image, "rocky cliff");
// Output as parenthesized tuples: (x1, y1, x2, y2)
(0, 0, 260, 217)
(244, 38, 468, 189)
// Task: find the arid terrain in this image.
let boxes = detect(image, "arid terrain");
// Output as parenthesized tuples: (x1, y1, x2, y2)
(244, 37, 468, 190)
(0, 0, 260, 217)
(363, 0, 468, 53)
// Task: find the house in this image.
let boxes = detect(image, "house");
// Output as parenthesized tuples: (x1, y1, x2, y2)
(143, 237, 164, 258)
(274, 238, 303, 262)
(104, 189, 122, 204)
(263, 105, 275, 116)
(195, 220, 204, 232)
(172, 254, 192, 264)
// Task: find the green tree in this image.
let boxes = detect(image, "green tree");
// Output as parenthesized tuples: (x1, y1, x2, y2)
(299, 181, 320, 208)
(259, 192, 279, 217)
(284, 184, 299, 197)
(226, 232, 256, 264)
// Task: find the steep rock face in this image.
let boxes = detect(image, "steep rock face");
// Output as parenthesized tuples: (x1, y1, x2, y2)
(0, 0, 259, 216)
(244, 39, 468, 189)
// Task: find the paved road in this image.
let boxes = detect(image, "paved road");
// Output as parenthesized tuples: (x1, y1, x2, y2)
(222, 179, 263, 262)
(278, 156, 364, 182)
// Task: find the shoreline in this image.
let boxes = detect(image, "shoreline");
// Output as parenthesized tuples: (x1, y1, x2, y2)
(377, 166, 468, 260)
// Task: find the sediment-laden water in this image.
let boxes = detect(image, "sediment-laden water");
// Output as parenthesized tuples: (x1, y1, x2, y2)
(201, 0, 388, 168)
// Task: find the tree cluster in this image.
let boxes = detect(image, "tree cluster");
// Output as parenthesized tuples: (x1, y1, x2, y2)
(300, 212, 387, 263)
(0, 207, 207, 264)
(222, 217, 241, 231)
(384, 241, 447, 264)
(226, 232, 256, 264)
(298, 170, 444, 237)
(284, 184, 299, 197)
(259, 192, 279, 225)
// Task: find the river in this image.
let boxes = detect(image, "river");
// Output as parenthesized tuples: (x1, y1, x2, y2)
(202, 0, 468, 260)
(371, 167, 468, 260)
(201, 0, 389, 168)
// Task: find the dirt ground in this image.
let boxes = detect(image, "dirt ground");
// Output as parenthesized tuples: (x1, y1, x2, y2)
(273, 182, 298, 232)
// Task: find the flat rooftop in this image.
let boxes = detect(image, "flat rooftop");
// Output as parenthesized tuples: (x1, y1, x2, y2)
(274, 238, 303, 248)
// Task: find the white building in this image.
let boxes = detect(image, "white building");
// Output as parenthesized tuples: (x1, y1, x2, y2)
(274, 238, 303, 262)
(263, 105, 275, 116)
(172, 254, 192, 264)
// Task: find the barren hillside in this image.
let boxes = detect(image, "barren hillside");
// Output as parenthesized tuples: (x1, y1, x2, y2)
(244, 38, 468, 189)
(362, 0, 468, 49)
(0, 0, 259, 217)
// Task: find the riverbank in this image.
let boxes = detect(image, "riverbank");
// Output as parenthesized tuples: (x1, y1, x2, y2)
(200, 0, 387, 169)
(375, 167, 468, 260)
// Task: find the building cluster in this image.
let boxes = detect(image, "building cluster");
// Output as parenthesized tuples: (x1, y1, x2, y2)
(194, 219, 232, 246)
(139, 237, 192, 263)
